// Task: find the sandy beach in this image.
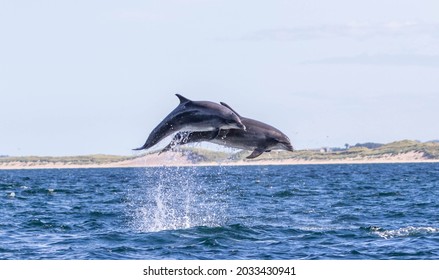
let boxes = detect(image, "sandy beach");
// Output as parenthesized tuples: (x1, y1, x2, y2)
(1, 151, 438, 170)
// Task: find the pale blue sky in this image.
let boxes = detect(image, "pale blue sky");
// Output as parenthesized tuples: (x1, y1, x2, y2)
(1, 0, 438, 156)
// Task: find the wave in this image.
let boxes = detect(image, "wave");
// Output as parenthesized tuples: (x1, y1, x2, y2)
(371, 226, 439, 239)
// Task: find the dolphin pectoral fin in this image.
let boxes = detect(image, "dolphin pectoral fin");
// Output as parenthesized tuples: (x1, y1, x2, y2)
(212, 129, 221, 139)
(176, 94, 191, 104)
(246, 148, 265, 159)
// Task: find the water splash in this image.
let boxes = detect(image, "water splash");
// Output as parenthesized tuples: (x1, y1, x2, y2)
(170, 131, 192, 149)
(128, 166, 228, 232)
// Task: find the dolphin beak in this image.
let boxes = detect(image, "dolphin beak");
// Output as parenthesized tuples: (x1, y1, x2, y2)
(239, 123, 247, 131)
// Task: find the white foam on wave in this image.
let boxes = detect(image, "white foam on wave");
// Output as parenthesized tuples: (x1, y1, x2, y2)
(129, 166, 228, 232)
(373, 226, 439, 239)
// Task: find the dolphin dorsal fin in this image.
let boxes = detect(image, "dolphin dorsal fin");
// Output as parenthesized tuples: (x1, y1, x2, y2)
(220, 102, 241, 117)
(176, 94, 191, 104)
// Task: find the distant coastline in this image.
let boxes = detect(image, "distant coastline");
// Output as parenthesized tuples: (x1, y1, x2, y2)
(1, 140, 439, 170)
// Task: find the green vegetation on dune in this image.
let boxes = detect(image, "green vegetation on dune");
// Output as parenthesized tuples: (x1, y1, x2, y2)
(1, 140, 438, 167)
(345, 140, 439, 160)
(178, 140, 439, 162)
(0, 154, 134, 165)
(379, 140, 439, 159)
(145, 140, 439, 163)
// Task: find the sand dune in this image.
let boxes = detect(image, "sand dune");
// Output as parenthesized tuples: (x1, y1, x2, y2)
(1, 150, 438, 170)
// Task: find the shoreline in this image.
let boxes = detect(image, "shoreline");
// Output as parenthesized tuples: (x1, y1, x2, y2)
(2, 140, 439, 170)
(1, 154, 439, 170)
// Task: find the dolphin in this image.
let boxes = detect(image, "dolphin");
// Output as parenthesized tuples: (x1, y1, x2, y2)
(160, 102, 294, 159)
(134, 94, 246, 151)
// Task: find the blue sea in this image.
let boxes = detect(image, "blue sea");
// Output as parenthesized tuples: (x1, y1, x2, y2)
(1, 163, 439, 260)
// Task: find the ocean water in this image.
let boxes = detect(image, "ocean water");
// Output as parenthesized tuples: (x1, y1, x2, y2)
(1, 163, 439, 260)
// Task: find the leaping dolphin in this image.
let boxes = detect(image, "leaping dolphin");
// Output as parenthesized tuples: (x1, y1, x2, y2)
(160, 102, 294, 159)
(134, 94, 246, 151)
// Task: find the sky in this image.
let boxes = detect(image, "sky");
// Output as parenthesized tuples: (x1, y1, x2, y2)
(1, 0, 439, 156)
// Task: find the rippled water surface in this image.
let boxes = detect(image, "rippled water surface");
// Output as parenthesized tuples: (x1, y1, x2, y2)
(1, 163, 439, 259)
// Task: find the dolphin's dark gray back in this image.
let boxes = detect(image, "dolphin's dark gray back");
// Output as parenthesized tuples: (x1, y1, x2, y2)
(134, 95, 196, 150)
(134, 94, 245, 151)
